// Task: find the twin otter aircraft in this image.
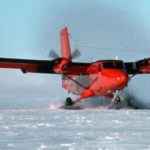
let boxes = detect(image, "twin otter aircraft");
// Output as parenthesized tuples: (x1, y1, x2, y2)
(0, 27, 150, 108)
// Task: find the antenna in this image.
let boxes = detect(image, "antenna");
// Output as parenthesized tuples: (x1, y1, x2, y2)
(116, 55, 118, 60)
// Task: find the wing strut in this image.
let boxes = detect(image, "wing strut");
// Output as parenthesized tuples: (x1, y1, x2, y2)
(64, 74, 99, 90)
(64, 75, 88, 90)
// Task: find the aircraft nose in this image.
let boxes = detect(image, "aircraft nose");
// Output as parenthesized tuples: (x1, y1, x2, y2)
(116, 72, 128, 87)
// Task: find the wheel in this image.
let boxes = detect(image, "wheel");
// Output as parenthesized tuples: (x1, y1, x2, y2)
(115, 96, 121, 103)
(65, 97, 74, 106)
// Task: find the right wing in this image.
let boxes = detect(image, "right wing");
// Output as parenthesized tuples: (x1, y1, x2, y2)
(125, 58, 150, 75)
(0, 57, 57, 74)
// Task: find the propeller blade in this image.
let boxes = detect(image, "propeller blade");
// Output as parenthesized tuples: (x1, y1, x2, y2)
(49, 48, 81, 60)
(49, 50, 60, 59)
(72, 48, 81, 59)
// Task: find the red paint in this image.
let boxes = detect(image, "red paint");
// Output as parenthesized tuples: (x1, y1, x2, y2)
(53, 58, 68, 73)
(0, 62, 38, 73)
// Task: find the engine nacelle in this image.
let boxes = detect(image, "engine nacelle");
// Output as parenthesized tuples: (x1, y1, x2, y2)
(53, 58, 70, 73)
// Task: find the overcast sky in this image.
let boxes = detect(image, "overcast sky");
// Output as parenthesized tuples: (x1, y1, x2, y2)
(0, 0, 150, 108)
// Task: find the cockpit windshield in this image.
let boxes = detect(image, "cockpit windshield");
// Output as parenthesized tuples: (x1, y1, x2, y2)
(103, 61, 124, 69)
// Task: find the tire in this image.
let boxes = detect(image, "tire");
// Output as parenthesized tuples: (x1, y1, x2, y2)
(115, 96, 121, 103)
(65, 97, 74, 106)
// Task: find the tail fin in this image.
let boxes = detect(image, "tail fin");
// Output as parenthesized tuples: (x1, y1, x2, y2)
(60, 27, 72, 60)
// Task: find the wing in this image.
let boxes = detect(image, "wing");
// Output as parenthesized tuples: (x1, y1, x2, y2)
(125, 58, 150, 75)
(0, 57, 57, 74)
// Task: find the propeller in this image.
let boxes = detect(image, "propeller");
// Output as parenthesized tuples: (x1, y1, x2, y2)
(48, 48, 81, 60)
(48, 48, 81, 73)
(49, 50, 60, 59)
(72, 48, 81, 59)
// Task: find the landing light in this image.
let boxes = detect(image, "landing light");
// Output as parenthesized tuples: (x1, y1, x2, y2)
(116, 77, 120, 81)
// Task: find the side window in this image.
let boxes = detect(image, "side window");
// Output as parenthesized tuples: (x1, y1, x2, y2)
(98, 64, 102, 72)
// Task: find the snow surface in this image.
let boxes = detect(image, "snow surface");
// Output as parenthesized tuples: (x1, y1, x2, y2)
(0, 105, 150, 150)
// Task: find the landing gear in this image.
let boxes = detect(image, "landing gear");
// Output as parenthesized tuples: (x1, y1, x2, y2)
(115, 96, 121, 103)
(112, 95, 121, 103)
(60, 97, 84, 109)
(65, 97, 75, 106)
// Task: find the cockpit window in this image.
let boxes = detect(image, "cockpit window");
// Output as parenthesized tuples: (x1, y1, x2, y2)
(103, 61, 124, 69)
(103, 62, 114, 68)
(115, 62, 124, 68)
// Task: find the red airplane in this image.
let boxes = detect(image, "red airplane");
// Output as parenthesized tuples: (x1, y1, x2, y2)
(0, 27, 150, 108)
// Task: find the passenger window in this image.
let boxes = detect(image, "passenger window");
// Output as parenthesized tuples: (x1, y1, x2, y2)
(98, 65, 102, 72)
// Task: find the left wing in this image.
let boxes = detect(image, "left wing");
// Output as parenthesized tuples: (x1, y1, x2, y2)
(0, 57, 57, 74)
(125, 58, 150, 75)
